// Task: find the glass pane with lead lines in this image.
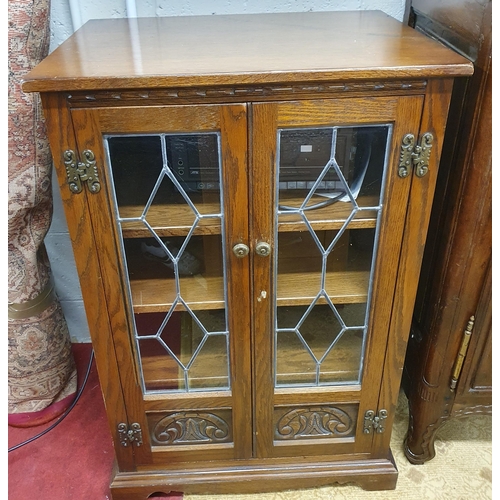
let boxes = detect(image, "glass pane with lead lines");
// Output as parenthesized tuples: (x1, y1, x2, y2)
(275, 125, 391, 387)
(105, 133, 230, 394)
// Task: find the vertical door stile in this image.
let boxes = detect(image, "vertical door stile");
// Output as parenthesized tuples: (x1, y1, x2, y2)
(251, 103, 278, 458)
(220, 104, 253, 458)
(69, 106, 154, 464)
(43, 94, 136, 471)
(353, 94, 425, 454)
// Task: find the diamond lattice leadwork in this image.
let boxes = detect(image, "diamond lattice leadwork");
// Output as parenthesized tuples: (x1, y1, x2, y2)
(106, 132, 230, 394)
(275, 125, 389, 387)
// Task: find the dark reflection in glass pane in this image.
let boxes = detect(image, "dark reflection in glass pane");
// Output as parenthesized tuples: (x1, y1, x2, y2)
(278, 231, 322, 276)
(136, 312, 184, 392)
(124, 235, 210, 280)
(194, 309, 227, 334)
(336, 303, 367, 328)
(108, 135, 163, 216)
(351, 127, 388, 205)
(278, 125, 389, 211)
(136, 309, 229, 392)
(276, 305, 365, 386)
(106, 133, 222, 218)
(342, 227, 376, 272)
(277, 305, 307, 329)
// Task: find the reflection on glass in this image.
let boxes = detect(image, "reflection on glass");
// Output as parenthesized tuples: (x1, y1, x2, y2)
(105, 133, 229, 394)
(136, 309, 229, 392)
(278, 125, 389, 212)
(275, 125, 391, 387)
(276, 303, 367, 386)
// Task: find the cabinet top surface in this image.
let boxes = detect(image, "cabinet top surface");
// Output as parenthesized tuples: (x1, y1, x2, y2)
(23, 10, 472, 92)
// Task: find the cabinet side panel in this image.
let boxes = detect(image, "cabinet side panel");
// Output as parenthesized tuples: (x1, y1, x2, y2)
(372, 78, 454, 456)
(349, 95, 424, 454)
(40, 92, 136, 470)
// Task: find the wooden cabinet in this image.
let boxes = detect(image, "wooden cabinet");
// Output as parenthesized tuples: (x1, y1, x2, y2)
(22, 11, 472, 498)
(402, 0, 492, 464)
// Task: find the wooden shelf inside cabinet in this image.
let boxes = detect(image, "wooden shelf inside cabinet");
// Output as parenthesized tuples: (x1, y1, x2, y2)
(119, 195, 380, 239)
(130, 275, 225, 312)
(141, 339, 363, 391)
(278, 195, 380, 233)
(119, 202, 223, 238)
(141, 353, 230, 392)
(277, 271, 369, 306)
(129, 269, 370, 313)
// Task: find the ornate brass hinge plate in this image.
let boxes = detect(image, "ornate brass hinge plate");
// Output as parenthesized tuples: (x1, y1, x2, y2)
(64, 149, 101, 194)
(398, 132, 434, 178)
(118, 422, 143, 447)
(363, 409, 388, 434)
(450, 316, 475, 390)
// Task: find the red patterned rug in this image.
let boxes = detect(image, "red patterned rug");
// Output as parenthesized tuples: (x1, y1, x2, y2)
(8, 343, 182, 500)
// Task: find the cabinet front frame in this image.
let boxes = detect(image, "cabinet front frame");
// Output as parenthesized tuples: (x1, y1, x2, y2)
(42, 80, 453, 474)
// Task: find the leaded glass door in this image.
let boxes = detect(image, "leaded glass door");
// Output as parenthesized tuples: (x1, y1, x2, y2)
(70, 104, 253, 465)
(251, 96, 424, 458)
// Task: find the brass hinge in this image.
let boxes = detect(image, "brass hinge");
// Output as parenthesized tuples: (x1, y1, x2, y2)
(63, 149, 101, 194)
(363, 409, 388, 434)
(398, 132, 434, 178)
(450, 316, 475, 390)
(117, 422, 143, 447)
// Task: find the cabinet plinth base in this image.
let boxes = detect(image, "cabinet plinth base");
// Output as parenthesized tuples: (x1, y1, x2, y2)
(110, 454, 399, 499)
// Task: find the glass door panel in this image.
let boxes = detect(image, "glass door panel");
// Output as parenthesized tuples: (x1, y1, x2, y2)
(251, 96, 423, 460)
(70, 103, 251, 463)
(275, 125, 391, 388)
(105, 132, 229, 394)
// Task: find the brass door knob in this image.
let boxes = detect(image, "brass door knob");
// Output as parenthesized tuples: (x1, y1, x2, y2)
(232, 243, 250, 258)
(255, 242, 271, 257)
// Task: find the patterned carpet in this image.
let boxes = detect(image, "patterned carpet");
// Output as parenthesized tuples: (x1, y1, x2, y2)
(185, 392, 492, 500)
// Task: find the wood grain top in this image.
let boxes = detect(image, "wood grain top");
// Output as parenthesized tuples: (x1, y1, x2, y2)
(22, 10, 473, 92)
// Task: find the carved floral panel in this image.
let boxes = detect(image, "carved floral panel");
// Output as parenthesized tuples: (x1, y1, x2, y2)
(274, 404, 358, 441)
(148, 410, 232, 446)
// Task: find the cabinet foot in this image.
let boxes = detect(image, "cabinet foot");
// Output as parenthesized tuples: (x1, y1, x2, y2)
(403, 432, 437, 465)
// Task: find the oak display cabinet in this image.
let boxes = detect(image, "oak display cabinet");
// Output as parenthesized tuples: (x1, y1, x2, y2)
(23, 11, 472, 498)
